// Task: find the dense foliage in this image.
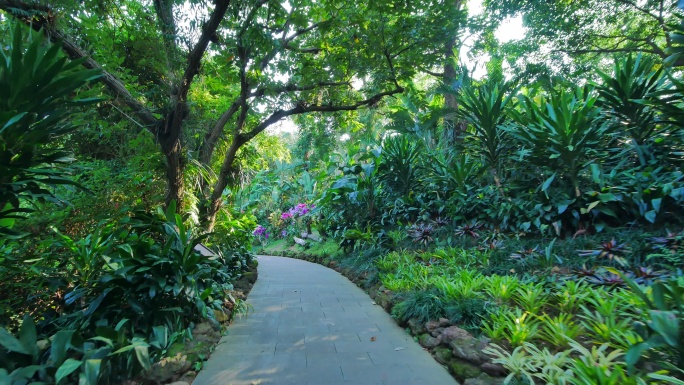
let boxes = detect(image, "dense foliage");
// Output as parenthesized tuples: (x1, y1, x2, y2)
(2, 0, 684, 383)
(250, 8, 684, 384)
(0, 23, 253, 384)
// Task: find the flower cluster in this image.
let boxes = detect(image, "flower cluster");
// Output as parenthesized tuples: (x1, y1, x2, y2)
(252, 225, 269, 239)
(280, 203, 314, 221)
(288, 203, 314, 217)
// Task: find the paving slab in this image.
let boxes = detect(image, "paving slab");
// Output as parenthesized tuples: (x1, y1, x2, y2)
(194, 255, 457, 385)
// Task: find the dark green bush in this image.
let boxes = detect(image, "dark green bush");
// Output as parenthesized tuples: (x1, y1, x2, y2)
(391, 290, 447, 324)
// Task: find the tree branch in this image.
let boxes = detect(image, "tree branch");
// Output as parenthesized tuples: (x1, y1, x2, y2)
(614, 0, 665, 25)
(258, 19, 331, 72)
(199, 101, 241, 165)
(0, 0, 160, 129)
(164, 0, 231, 143)
(421, 68, 446, 78)
(152, 0, 180, 82)
(242, 86, 404, 142)
(175, 0, 231, 105)
(284, 44, 321, 54)
(248, 81, 349, 98)
(237, 0, 270, 41)
(554, 47, 660, 56)
(383, 49, 401, 88)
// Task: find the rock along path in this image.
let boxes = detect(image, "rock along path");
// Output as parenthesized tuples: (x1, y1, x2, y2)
(193, 255, 458, 385)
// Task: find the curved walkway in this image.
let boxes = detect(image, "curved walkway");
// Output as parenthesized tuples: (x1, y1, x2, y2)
(194, 256, 457, 385)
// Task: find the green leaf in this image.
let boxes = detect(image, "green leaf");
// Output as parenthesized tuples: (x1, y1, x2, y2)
(644, 210, 656, 223)
(581, 201, 600, 214)
(590, 163, 602, 184)
(114, 318, 128, 332)
(151, 326, 168, 348)
(557, 204, 569, 214)
(1, 112, 27, 132)
(165, 200, 177, 222)
(648, 311, 679, 347)
(84, 288, 113, 316)
(51, 330, 75, 365)
(0, 327, 29, 354)
(10, 365, 42, 381)
(88, 336, 114, 347)
(18, 315, 37, 357)
(594, 222, 606, 232)
(651, 198, 662, 213)
(83, 359, 101, 385)
(648, 373, 684, 385)
(651, 284, 668, 311)
(55, 359, 82, 384)
(134, 344, 151, 371)
(598, 193, 616, 202)
(200, 287, 212, 300)
(541, 173, 555, 192)
(625, 341, 650, 367)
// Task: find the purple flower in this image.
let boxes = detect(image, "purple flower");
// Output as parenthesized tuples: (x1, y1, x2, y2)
(281, 212, 293, 220)
(286, 203, 314, 217)
(253, 225, 267, 236)
(281, 230, 288, 237)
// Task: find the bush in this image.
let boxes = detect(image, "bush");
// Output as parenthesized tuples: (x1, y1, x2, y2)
(391, 290, 447, 324)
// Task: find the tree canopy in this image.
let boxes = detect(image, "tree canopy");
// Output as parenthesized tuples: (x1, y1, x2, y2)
(1, 0, 464, 229)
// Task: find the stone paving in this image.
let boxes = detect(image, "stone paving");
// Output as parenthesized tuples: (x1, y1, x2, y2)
(193, 255, 458, 385)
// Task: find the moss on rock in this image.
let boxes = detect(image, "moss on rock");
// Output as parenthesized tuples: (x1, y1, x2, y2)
(448, 359, 482, 382)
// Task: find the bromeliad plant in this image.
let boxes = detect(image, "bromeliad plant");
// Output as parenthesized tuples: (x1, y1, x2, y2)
(539, 313, 585, 349)
(484, 308, 541, 347)
(0, 22, 100, 237)
(578, 239, 631, 266)
(408, 223, 435, 248)
(454, 221, 483, 239)
(484, 274, 520, 304)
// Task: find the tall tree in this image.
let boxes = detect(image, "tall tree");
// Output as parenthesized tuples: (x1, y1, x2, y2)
(0, 0, 461, 230)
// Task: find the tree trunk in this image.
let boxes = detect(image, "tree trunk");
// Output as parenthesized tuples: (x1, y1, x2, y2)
(198, 103, 242, 195)
(160, 134, 185, 208)
(203, 136, 245, 231)
(443, 0, 465, 143)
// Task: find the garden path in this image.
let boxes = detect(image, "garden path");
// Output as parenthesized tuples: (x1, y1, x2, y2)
(193, 255, 458, 385)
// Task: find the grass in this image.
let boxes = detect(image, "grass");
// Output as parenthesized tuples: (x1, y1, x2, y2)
(260, 238, 343, 262)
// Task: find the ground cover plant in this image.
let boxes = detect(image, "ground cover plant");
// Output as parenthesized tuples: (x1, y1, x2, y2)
(375, 246, 684, 384)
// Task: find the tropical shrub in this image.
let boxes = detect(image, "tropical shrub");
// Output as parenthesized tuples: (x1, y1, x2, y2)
(0, 22, 100, 237)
